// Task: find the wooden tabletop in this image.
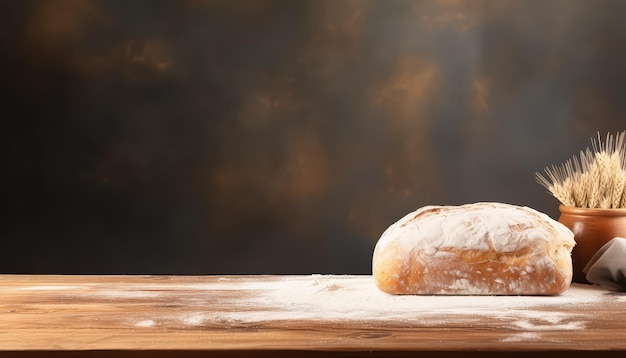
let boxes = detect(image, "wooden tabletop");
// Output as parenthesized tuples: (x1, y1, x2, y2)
(1, 275, 625, 357)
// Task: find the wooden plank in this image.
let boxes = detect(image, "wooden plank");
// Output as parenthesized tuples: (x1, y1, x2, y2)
(0, 275, 625, 356)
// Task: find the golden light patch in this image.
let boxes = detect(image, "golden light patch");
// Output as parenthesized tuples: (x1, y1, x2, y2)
(122, 40, 172, 76)
(472, 76, 490, 114)
(418, 0, 483, 33)
(282, 132, 330, 201)
(462, 75, 494, 148)
(25, 0, 101, 48)
(371, 56, 441, 121)
(295, 0, 366, 75)
(317, 1, 366, 39)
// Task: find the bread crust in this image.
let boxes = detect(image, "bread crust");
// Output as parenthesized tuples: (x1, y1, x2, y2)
(372, 202, 575, 295)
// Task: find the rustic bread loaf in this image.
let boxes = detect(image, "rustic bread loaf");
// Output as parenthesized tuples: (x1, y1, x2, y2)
(372, 202, 575, 295)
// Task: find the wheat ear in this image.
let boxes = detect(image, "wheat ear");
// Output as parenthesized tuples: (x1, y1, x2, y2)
(537, 131, 626, 208)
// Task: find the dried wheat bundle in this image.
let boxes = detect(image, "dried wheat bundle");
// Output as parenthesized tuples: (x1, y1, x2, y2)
(536, 131, 626, 208)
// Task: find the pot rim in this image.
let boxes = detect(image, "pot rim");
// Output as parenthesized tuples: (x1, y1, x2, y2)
(559, 204, 626, 216)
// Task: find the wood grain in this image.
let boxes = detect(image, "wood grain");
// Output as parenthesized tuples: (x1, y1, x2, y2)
(0, 275, 625, 357)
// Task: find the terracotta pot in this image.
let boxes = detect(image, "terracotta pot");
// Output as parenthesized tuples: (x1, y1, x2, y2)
(557, 205, 626, 283)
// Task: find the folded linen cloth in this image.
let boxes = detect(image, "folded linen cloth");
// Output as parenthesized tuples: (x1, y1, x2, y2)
(583, 237, 626, 291)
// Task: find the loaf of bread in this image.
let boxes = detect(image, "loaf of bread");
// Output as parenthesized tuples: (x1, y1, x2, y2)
(372, 202, 575, 295)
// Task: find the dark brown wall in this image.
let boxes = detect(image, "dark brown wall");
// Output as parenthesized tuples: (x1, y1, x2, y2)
(2, 0, 626, 274)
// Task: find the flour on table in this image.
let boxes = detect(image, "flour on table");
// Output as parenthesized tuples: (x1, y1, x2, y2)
(501, 332, 543, 342)
(161, 275, 602, 330)
(512, 319, 583, 331)
(134, 319, 156, 328)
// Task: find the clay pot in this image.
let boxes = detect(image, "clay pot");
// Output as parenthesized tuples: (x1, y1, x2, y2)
(558, 205, 626, 284)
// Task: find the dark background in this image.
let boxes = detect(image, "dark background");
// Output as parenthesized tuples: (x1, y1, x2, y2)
(1, 0, 625, 275)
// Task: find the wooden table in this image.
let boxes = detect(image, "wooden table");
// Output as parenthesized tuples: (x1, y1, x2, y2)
(1, 275, 625, 357)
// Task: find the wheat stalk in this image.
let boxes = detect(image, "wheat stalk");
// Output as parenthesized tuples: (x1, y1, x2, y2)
(536, 130, 626, 208)
(610, 152, 624, 208)
(595, 151, 611, 208)
(621, 169, 626, 208)
(571, 157, 586, 207)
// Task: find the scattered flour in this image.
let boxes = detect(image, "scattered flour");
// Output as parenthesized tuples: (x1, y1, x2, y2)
(512, 319, 583, 331)
(14, 275, 606, 334)
(501, 332, 543, 342)
(6, 272, 620, 347)
(151, 275, 606, 330)
(180, 313, 207, 326)
(242, 275, 598, 320)
(134, 319, 156, 328)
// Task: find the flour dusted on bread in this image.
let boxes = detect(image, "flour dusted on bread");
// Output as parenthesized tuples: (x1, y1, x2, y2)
(372, 202, 575, 295)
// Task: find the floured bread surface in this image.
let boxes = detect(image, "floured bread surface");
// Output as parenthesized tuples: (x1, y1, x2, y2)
(372, 202, 575, 295)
